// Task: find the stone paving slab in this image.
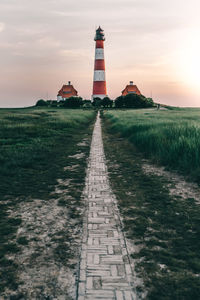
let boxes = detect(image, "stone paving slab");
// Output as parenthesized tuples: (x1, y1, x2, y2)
(76, 113, 135, 300)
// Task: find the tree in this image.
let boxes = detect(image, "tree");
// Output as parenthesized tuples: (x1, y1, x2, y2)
(115, 96, 124, 108)
(114, 94, 154, 109)
(63, 97, 83, 108)
(146, 97, 154, 107)
(36, 99, 48, 106)
(108, 99, 113, 108)
(82, 100, 93, 109)
(92, 97, 102, 108)
(101, 97, 113, 108)
(124, 94, 144, 108)
(124, 94, 154, 108)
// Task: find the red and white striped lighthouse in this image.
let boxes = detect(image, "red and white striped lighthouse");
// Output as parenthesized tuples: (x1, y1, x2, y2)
(92, 26, 107, 100)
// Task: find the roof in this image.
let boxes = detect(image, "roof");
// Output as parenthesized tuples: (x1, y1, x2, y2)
(122, 84, 141, 96)
(97, 26, 103, 31)
(95, 26, 105, 41)
(58, 84, 78, 98)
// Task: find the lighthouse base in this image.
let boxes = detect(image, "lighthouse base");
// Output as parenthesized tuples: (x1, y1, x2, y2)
(92, 94, 107, 101)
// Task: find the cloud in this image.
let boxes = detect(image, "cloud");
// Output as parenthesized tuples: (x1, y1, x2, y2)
(37, 37, 61, 48)
(52, 11, 81, 17)
(0, 22, 5, 32)
(59, 49, 90, 59)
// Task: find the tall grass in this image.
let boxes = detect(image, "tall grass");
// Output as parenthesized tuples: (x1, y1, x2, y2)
(103, 110, 200, 299)
(104, 108, 200, 182)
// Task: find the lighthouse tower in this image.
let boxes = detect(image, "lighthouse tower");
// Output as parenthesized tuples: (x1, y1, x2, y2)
(92, 26, 107, 100)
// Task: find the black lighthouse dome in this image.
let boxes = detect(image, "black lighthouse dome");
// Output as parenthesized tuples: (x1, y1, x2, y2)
(94, 26, 105, 41)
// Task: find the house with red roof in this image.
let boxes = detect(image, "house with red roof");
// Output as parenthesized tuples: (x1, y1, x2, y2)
(57, 81, 78, 101)
(122, 81, 141, 96)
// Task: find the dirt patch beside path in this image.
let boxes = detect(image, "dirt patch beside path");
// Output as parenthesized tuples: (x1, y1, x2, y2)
(11, 195, 77, 299)
(142, 161, 200, 204)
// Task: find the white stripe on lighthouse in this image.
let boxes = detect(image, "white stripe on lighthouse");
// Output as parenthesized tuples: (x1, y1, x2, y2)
(95, 48, 104, 60)
(93, 70, 105, 81)
(92, 94, 107, 99)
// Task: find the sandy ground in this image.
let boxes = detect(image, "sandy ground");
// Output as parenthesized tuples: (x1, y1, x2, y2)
(142, 160, 200, 204)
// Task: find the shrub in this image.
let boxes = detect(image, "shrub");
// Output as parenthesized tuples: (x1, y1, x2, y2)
(63, 97, 83, 108)
(115, 94, 154, 109)
(36, 99, 47, 107)
(101, 97, 113, 108)
(92, 97, 102, 108)
(115, 96, 124, 108)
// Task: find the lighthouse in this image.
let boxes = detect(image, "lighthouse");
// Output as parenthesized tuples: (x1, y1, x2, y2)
(92, 26, 107, 100)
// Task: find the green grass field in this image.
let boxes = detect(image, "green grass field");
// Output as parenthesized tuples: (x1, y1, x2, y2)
(0, 108, 95, 296)
(102, 114, 200, 300)
(1, 106, 200, 298)
(104, 108, 200, 183)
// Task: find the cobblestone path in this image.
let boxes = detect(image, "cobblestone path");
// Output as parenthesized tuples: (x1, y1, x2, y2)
(77, 113, 135, 300)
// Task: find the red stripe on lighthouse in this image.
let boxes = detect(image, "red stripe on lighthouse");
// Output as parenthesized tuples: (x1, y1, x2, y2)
(96, 40, 104, 49)
(94, 59, 105, 70)
(93, 81, 107, 95)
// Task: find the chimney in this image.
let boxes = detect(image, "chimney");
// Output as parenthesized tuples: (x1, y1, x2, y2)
(130, 81, 133, 85)
(68, 81, 71, 85)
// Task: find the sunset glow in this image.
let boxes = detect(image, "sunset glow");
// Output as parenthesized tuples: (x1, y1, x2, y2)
(177, 31, 200, 90)
(0, 0, 200, 107)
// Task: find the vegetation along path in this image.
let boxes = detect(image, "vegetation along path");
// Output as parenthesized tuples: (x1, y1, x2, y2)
(102, 109, 200, 299)
(0, 108, 95, 299)
(77, 113, 135, 300)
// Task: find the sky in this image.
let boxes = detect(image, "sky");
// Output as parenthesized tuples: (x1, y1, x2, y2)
(0, 0, 200, 107)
